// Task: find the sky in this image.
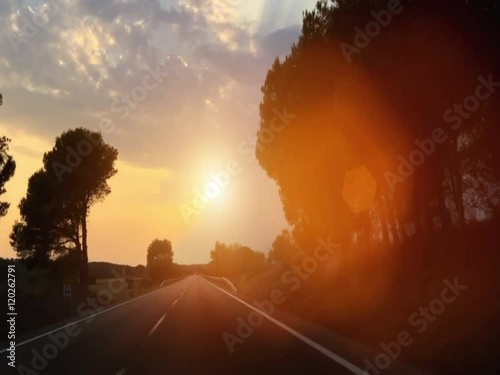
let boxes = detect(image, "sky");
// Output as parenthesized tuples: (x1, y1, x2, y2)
(0, 0, 319, 265)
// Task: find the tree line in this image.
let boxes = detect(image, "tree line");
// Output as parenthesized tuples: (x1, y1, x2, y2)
(255, 0, 499, 261)
(206, 242, 267, 280)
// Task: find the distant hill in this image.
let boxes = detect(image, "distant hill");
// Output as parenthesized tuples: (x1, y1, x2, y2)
(0, 258, 207, 283)
(89, 261, 207, 280)
(89, 262, 147, 279)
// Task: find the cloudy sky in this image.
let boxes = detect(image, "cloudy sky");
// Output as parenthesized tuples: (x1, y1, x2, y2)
(0, 0, 318, 265)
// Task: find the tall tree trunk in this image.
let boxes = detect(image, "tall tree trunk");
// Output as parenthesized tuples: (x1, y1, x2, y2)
(73, 218, 84, 287)
(474, 169, 496, 217)
(452, 172, 466, 228)
(379, 194, 391, 247)
(394, 188, 409, 243)
(448, 140, 466, 266)
(448, 139, 465, 229)
(425, 200, 435, 237)
(358, 211, 370, 251)
(80, 210, 89, 290)
(420, 179, 435, 237)
(437, 175, 451, 232)
(386, 195, 400, 245)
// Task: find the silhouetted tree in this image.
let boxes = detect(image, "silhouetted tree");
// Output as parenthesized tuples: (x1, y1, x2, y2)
(147, 239, 174, 283)
(0, 137, 15, 218)
(0, 94, 16, 219)
(268, 230, 301, 267)
(208, 242, 266, 279)
(10, 170, 73, 264)
(11, 128, 117, 288)
(257, 0, 500, 256)
(41, 128, 118, 288)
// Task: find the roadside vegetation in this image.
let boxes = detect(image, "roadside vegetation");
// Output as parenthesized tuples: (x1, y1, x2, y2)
(203, 1, 500, 374)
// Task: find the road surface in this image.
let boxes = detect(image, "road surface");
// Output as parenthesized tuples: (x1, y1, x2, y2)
(2, 275, 410, 375)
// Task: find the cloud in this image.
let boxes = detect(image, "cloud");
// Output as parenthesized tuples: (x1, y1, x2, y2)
(0, 0, 317, 263)
(0, 0, 306, 152)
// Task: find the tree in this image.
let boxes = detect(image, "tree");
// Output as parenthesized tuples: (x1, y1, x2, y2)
(268, 230, 301, 267)
(147, 239, 174, 283)
(256, 0, 500, 255)
(11, 128, 118, 288)
(0, 137, 15, 218)
(0, 94, 16, 219)
(42, 128, 118, 288)
(10, 170, 73, 264)
(208, 242, 267, 279)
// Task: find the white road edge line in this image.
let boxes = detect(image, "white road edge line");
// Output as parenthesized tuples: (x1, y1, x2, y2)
(205, 280, 368, 375)
(0, 284, 179, 354)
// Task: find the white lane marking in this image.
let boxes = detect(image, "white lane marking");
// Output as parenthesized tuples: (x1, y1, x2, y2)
(204, 280, 368, 375)
(112, 289, 189, 375)
(171, 289, 186, 307)
(145, 289, 186, 339)
(147, 313, 168, 337)
(0, 283, 186, 354)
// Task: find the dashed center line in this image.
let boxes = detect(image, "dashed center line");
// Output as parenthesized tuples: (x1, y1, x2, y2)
(147, 313, 168, 337)
(0, 283, 180, 354)
(146, 289, 186, 338)
(114, 288, 189, 374)
(171, 289, 185, 307)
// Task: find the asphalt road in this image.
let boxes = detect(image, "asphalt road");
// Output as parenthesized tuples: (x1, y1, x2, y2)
(2, 275, 408, 375)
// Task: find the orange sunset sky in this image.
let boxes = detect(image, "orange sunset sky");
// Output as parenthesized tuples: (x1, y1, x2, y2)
(0, 0, 318, 265)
